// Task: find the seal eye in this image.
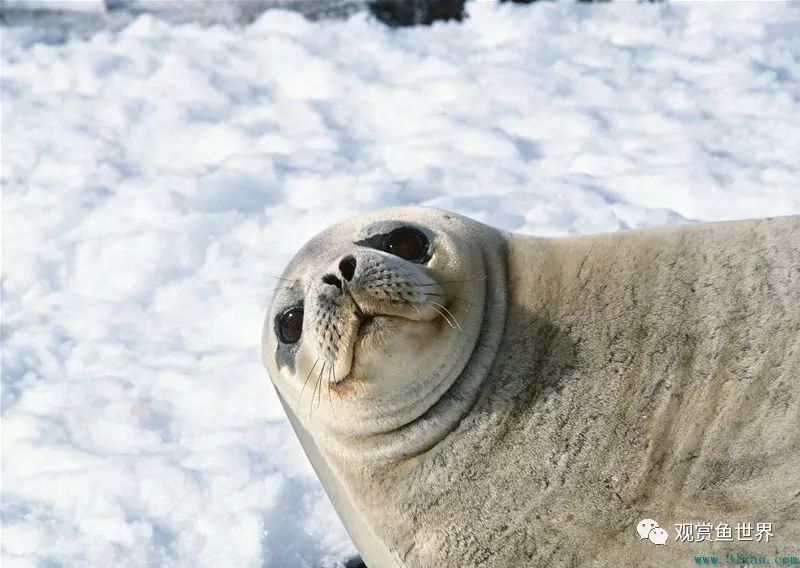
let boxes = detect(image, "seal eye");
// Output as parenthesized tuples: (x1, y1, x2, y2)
(384, 227, 430, 263)
(277, 306, 303, 344)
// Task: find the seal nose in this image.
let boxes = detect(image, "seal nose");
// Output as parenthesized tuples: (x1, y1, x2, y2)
(339, 255, 357, 281)
(322, 273, 342, 290)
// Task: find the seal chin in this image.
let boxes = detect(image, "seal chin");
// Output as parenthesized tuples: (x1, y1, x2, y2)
(331, 313, 413, 395)
(330, 373, 357, 396)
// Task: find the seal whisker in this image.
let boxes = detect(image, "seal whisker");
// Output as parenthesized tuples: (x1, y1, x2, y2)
(407, 301, 422, 316)
(416, 275, 487, 287)
(315, 361, 326, 413)
(421, 292, 476, 307)
(310, 362, 325, 417)
(299, 357, 320, 403)
(326, 365, 335, 413)
(428, 304, 456, 329)
(267, 285, 297, 294)
(428, 301, 463, 331)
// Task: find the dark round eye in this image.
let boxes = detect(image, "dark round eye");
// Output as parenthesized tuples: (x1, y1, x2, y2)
(383, 227, 430, 263)
(277, 306, 303, 344)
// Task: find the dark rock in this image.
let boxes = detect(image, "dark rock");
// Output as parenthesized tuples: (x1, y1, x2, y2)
(367, 0, 465, 27)
(343, 554, 367, 568)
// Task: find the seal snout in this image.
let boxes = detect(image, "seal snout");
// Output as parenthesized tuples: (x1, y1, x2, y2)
(321, 273, 342, 289)
(339, 255, 357, 281)
(305, 248, 449, 391)
(321, 255, 358, 291)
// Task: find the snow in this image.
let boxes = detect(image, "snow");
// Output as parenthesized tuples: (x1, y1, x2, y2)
(2, 2, 800, 567)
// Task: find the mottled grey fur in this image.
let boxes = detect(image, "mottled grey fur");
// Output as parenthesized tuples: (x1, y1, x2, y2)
(264, 209, 800, 567)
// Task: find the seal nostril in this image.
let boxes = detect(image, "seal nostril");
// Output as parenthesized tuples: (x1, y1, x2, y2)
(339, 256, 357, 281)
(322, 273, 342, 289)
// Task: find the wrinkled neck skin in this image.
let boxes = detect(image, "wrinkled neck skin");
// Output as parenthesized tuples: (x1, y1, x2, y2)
(315, 228, 509, 472)
(371, 217, 800, 567)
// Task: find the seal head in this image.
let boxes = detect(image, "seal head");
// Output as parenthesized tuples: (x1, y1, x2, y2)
(262, 207, 507, 463)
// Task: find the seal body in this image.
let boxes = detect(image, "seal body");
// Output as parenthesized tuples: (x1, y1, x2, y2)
(263, 209, 800, 567)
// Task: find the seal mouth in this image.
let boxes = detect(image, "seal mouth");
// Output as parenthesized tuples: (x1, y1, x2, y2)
(331, 313, 393, 393)
(331, 306, 442, 395)
(357, 315, 376, 337)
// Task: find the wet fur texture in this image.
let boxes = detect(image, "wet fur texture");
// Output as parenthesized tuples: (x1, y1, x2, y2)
(267, 211, 800, 567)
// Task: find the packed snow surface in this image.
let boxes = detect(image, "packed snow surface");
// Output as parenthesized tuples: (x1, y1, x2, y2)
(2, 2, 800, 567)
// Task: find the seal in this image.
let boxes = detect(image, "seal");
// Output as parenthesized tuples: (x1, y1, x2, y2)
(262, 207, 800, 567)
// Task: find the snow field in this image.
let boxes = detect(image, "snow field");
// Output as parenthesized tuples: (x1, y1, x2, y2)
(2, 2, 800, 566)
